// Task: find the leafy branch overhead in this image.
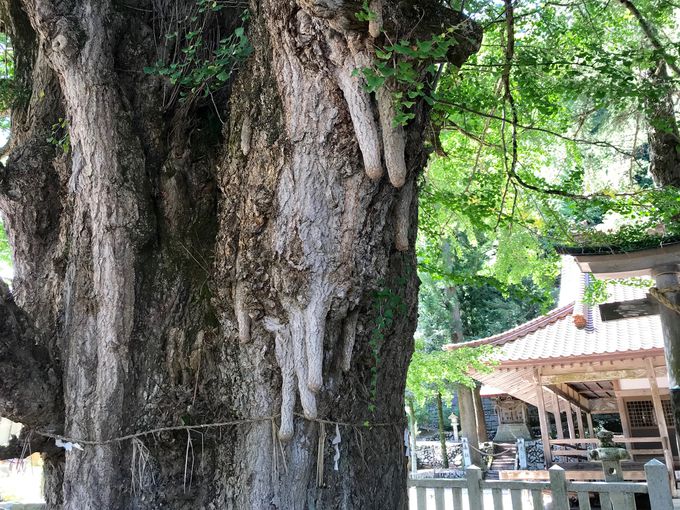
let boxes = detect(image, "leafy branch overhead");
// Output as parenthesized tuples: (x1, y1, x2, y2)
(406, 339, 497, 407)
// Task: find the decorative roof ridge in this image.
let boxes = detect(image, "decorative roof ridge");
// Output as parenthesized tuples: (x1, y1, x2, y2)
(443, 303, 575, 351)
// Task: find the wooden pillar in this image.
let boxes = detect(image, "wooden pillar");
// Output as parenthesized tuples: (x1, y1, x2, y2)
(646, 358, 676, 489)
(552, 393, 564, 439)
(565, 402, 576, 440)
(576, 408, 585, 446)
(653, 265, 680, 454)
(613, 380, 633, 455)
(586, 413, 594, 438)
(535, 371, 552, 466)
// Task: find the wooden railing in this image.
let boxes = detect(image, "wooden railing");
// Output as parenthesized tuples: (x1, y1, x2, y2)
(549, 435, 664, 445)
(548, 436, 669, 458)
(408, 459, 672, 510)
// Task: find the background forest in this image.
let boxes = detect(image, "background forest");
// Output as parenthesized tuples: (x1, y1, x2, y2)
(408, 0, 680, 432)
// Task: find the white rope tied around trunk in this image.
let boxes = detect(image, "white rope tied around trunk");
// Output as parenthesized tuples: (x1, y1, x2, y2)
(30, 414, 402, 494)
(33, 413, 402, 447)
(650, 285, 680, 315)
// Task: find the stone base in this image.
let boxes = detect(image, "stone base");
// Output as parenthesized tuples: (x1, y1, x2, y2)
(493, 423, 532, 442)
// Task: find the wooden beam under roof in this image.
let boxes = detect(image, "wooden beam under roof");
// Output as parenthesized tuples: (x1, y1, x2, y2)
(613, 387, 670, 398)
(546, 384, 591, 413)
(541, 365, 667, 385)
(589, 398, 618, 414)
(538, 356, 666, 375)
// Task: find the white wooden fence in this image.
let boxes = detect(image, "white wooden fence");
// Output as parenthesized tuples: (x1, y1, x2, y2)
(408, 459, 673, 510)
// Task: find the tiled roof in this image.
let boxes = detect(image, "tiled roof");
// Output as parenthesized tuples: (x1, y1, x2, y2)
(447, 304, 575, 349)
(444, 283, 663, 363)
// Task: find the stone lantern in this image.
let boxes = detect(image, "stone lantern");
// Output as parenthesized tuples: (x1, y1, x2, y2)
(588, 430, 633, 507)
(449, 412, 459, 441)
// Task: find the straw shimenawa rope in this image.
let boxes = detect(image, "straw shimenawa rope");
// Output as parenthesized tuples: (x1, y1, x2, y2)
(650, 285, 680, 315)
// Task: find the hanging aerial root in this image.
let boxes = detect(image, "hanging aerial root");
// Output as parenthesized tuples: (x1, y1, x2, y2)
(273, 326, 296, 442)
(395, 178, 414, 251)
(368, 0, 383, 38)
(335, 61, 384, 180)
(290, 310, 318, 419)
(341, 310, 359, 372)
(304, 292, 331, 393)
(233, 280, 251, 343)
(376, 86, 407, 187)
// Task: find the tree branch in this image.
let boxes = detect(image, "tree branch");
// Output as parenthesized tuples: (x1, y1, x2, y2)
(437, 100, 639, 159)
(0, 279, 62, 429)
(616, 0, 680, 77)
(502, 0, 520, 196)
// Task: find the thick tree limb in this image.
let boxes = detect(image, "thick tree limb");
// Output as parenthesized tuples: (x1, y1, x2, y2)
(0, 279, 62, 429)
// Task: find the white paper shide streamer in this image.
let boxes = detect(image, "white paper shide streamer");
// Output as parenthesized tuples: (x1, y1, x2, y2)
(332, 424, 341, 471)
(55, 438, 83, 452)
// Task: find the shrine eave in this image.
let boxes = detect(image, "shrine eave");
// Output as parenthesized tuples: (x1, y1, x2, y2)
(556, 242, 680, 278)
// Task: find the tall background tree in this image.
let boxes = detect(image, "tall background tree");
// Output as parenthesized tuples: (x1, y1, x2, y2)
(0, 1, 481, 508)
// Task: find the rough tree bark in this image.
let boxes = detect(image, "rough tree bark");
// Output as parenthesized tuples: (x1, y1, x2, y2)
(647, 63, 680, 187)
(0, 0, 480, 508)
(473, 384, 488, 442)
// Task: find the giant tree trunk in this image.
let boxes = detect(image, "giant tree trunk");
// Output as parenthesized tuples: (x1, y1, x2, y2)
(0, 0, 479, 509)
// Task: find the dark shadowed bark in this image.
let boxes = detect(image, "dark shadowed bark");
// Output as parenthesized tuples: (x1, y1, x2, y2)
(435, 391, 449, 468)
(647, 63, 680, 187)
(473, 384, 488, 442)
(0, 0, 480, 508)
